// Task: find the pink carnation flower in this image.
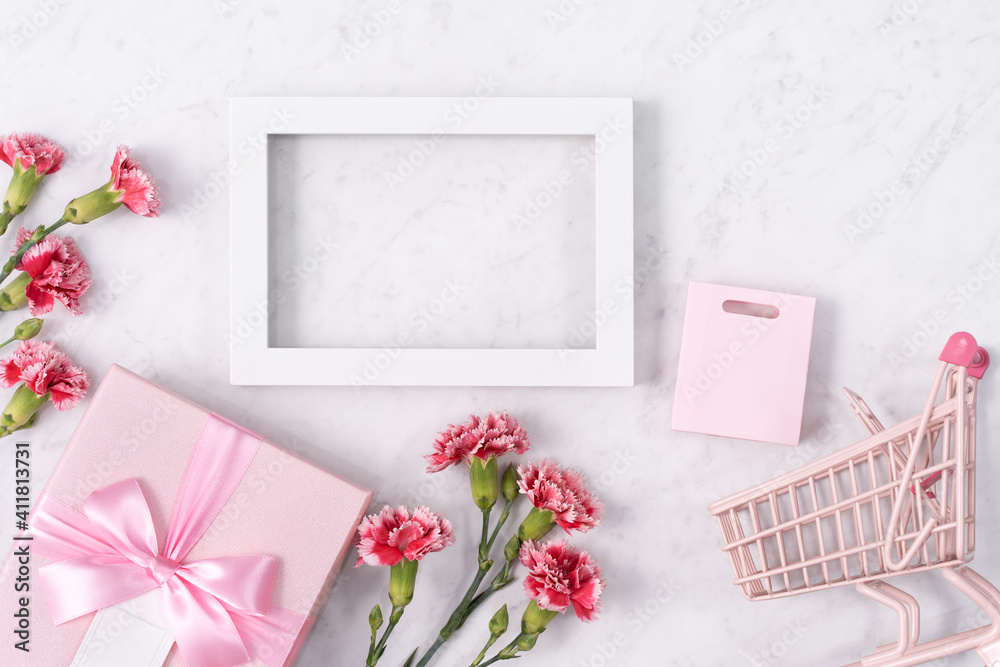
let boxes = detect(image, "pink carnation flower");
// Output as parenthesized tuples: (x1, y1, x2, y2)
(354, 505, 455, 567)
(520, 539, 604, 622)
(110, 145, 159, 217)
(13, 228, 91, 316)
(0, 133, 65, 176)
(0, 340, 89, 410)
(426, 411, 530, 472)
(518, 459, 603, 534)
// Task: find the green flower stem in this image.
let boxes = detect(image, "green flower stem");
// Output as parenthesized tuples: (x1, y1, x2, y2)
(0, 335, 17, 349)
(471, 634, 500, 667)
(368, 605, 405, 667)
(462, 504, 559, 622)
(414, 558, 490, 666)
(484, 497, 513, 556)
(414, 508, 496, 667)
(478, 507, 491, 564)
(462, 561, 514, 623)
(463, 587, 498, 625)
(455, 499, 517, 629)
(463, 536, 522, 626)
(0, 212, 13, 236)
(414, 635, 446, 667)
(0, 218, 68, 287)
(476, 635, 524, 667)
(463, 563, 516, 625)
(368, 623, 379, 665)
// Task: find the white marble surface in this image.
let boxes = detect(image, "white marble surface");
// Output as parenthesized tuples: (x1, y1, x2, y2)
(2, 1, 1000, 666)
(267, 132, 598, 350)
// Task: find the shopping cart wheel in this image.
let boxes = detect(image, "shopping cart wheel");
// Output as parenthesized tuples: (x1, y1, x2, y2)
(975, 640, 1000, 667)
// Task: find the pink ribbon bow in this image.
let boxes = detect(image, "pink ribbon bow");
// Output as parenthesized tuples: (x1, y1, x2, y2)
(31, 415, 310, 667)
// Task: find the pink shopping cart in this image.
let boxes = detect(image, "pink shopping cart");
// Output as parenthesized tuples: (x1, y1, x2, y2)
(709, 332, 1000, 666)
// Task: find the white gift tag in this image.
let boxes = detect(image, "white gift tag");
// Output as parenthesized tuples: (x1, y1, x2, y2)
(71, 590, 174, 667)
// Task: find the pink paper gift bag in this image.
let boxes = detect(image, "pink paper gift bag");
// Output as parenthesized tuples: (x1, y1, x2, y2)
(0, 365, 373, 667)
(671, 282, 816, 446)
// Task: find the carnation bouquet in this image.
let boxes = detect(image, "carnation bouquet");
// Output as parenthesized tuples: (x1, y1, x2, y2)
(0, 132, 160, 434)
(354, 412, 605, 667)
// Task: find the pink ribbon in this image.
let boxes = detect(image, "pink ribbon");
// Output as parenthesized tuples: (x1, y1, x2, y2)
(31, 414, 310, 667)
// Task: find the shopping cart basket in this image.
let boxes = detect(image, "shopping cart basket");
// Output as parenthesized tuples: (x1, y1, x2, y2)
(708, 332, 1000, 666)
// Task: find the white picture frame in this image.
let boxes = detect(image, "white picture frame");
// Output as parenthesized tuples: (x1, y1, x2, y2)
(229, 96, 633, 386)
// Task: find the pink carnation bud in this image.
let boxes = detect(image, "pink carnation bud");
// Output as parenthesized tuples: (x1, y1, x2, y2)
(426, 411, 531, 473)
(110, 145, 159, 217)
(0, 340, 88, 410)
(517, 459, 603, 534)
(354, 505, 455, 567)
(0, 133, 65, 177)
(520, 539, 605, 622)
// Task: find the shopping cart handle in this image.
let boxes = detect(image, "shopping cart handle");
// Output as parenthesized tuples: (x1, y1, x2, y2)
(940, 332, 979, 367)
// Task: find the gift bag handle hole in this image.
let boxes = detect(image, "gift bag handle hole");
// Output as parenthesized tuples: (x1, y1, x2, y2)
(722, 300, 779, 319)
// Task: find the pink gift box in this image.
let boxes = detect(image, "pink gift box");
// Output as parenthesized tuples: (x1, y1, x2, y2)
(0, 365, 373, 666)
